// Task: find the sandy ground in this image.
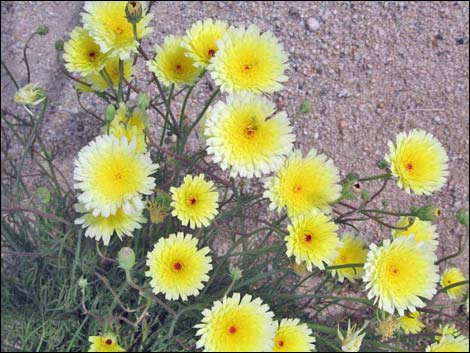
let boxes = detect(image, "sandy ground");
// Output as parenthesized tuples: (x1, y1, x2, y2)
(1, 0, 469, 309)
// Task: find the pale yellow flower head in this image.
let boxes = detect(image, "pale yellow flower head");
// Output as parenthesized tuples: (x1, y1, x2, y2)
(170, 174, 219, 229)
(209, 24, 288, 94)
(436, 323, 460, 342)
(272, 318, 316, 352)
(195, 293, 276, 352)
(264, 149, 342, 216)
(183, 18, 228, 68)
(331, 233, 368, 282)
(88, 333, 125, 352)
(392, 217, 439, 251)
(385, 129, 448, 195)
(337, 320, 368, 352)
(145, 232, 212, 301)
(74, 135, 158, 217)
(148, 35, 203, 87)
(286, 209, 340, 271)
(363, 236, 439, 316)
(63, 26, 107, 75)
(425, 334, 469, 352)
(376, 315, 400, 341)
(82, 1, 153, 60)
(84, 57, 134, 91)
(441, 267, 467, 300)
(14, 83, 46, 106)
(75, 202, 145, 246)
(108, 103, 147, 154)
(204, 93, 295, 178)
(399, 311, 424, 335)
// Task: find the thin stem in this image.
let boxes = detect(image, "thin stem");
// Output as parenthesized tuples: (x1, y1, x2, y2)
(437, 280, 469, 294)
(324, 263, 364, 271)
(361, 209, 414, 217)
(1, 205, 71, 225)
(94, 271, 136, 313)
(23, 32, 37, 83)
(1, 60, 19, 90)
(76, 91, 104, 122)
(223, 278, 237, 298)
(117, 59, 124, 103)
(100, 68, 118, 102)
(358, 172, 392, 182)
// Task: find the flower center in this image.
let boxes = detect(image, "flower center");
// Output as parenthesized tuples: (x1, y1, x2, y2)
(187, 195, 197, 206)
(277, 340, 285, 347)
(88, 51, 98, 61)
(405, 162, 413, 171)
(208, 49, 216, 57)
(390, 266, 399, 276)
(293, 184, 302, 193)
(304, 233, 313, 243)
(172, 262, 183, 272)
(115, 25, 125, 35)
(243, 64, 252, 71)
(105, 339, 113, 345)
(340, 254, 347, 262)
(228, 325, 237, 334)
(175, 64, 183, 74)
(244, 123, 258, 138)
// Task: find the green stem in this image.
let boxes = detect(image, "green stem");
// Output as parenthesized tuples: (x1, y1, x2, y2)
(23, 32, 37, 83)
(358, 172, 392, 182)
(361, 209, 414, 217)
(437, 280, 469, 294)
(324, 263, 364, 271)
(1, 60, 19, 90)
(117, 59, 124, 103)
(223, 278, 237, 298)
(100, 68, 118, 103)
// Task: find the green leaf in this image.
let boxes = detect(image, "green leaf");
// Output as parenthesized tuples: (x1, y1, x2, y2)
(34, 187, 51, 205)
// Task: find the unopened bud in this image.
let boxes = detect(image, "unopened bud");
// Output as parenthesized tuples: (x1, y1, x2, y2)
(118, 247, 136, 270)
(229, 264, 243, 281)
(412, 206, 441, 222)
(377, 159, 390, 170)
(36, 25, 49, 35)
(291, 262, 308, 276)
(105, 104, 116, 124)
(14, 83, 46, 106)
(55, 40, 64, 51)
(125, 1, 143, 24)
(136, 93, 150, 110)
(456, 209, 469, 228)
(78, 277, 88, 289)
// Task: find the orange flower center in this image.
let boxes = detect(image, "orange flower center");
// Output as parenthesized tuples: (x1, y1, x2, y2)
(175, 64, 183, 74)
(208, 49, 216, 57)
(105, 339, 113, 345)
(228, 325, 237, 334)
(405, 163, 413, 171)
(187, 195, 197, 206)
(293, 184, 302, 193)
(88, 51, 98, 61)
(173, 262, 183, 272)
(277, 340, 285, 347)
(304, 233, 313, 243)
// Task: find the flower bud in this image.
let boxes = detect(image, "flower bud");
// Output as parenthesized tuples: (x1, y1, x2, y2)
(298, 100, 312, 114)
(229, 264, 243, 281)
(136, 93, 150, 110)
(338, 320, 368, 352)
(105, 104, 116, 124)
(412, 206, 441, 222)
(376, 315, 400, 341)
(55, 40, 64, 51)
(377, 159, 390, 170)
(125, 1, 143, 24)
(36, 25, 49, 35)
(118, 247, 136, 271)
(456, 209, 469, 228)
(14, 83, 46, 106)
(291, 262, 308, 276)
(78, 277, 88, 289)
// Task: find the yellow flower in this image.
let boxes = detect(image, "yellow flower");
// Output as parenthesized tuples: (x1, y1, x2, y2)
(84, 57, 135, 91)
(399, 311, 424, 335)
(441, 267, 467, 300)
(74, 135, 158, 217)
(426, 334, 469, 352)
(209, 25, 288, 93)
(14, 83, 46, 106)
(363, 236, 439, 315)
(183, 18, 228, 68)
(436, 323, 460, 342)
(75, 203, 145, 246)
(286, 209, 340, 271)
(195, 293, 276, 352)
(108, 103, 147, 154)
(88, 333, 125, 352)
(204, 93, 295, 178)
(337, 320, 368, 352)
(82, 1, 153, 60)
(170, 174, 219, 229)
(272, 318, 316, 352)
(264, 149, 341, 216)
(145, 232, 212, 301)
(331, 233, 368, 282)
(63, 27, 107, 75)
(147, 35, 202, 87)
(376, 315, 400, 341)
(385, 129, 448, 195)
(392, 217, 439, 251)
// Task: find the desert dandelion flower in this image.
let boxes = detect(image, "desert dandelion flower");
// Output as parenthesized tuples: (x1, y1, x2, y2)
(272, 318, 316, 352)
(286, 209, 340, 271)
(385, 129, 448, 195)
(74, 135, 158, 217)
(205, 93, 295, 177)
(183, 19, 228, 68)
(331, 233, 368, 282)
(441, 267, 467, 300)
(147, 35, 202, 87)
(63, 27, 107, 75)
(399, 311, 424, 335)
(170, 174, 219, 229)
(84, 57, 134, 91)
(209, 24, 288, 94)
(363, 236, 439, 315)
(14, 83, 46, 106)
(108, 103, 147, 154)
(436, 323, 460, 342)
(392, 217, 439, 251)
(195, 293, 276, 352)
(88, 333, 125, 352)
(425, 334, 469, 352)
(75, 203, 145, 246)
(264, 149, 341, 216)
(145, 232, 212, 301)
(82, 1, 153, 60)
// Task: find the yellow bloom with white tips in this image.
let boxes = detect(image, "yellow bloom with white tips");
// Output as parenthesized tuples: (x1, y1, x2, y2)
(385, 129, 448, 195)
(264, 149, 341, 216)
(392, 217, 439, 251)
(441, 267, 467, 300)
(84, 57, 134, 91)
(82, 1, 153, 60)
(74, 135, 158, 217)
(204, 93, 295, 178)
(363, 236, 439, 316)
(436, 323, 460, 342)
(14, 83, 46, 106)
(108, 103, 147, 154)
(426, 334, 469, 352)
(88, 333, 125, 352)
(148, 35, 203, 87)
(399, 311, 424, 335)
(75, 203, 145, 246)
(63, 27, 107, 75)
(195, 293, 276, 352)
(183, 19, 228, 68)
(145, 232, 212, 301)
(286, 209, 340, 271)
(331, 233, 368, 282)
(272, 318, 316, 352)
(170, 174, 219, 229)
(209, 24, 288, 94)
